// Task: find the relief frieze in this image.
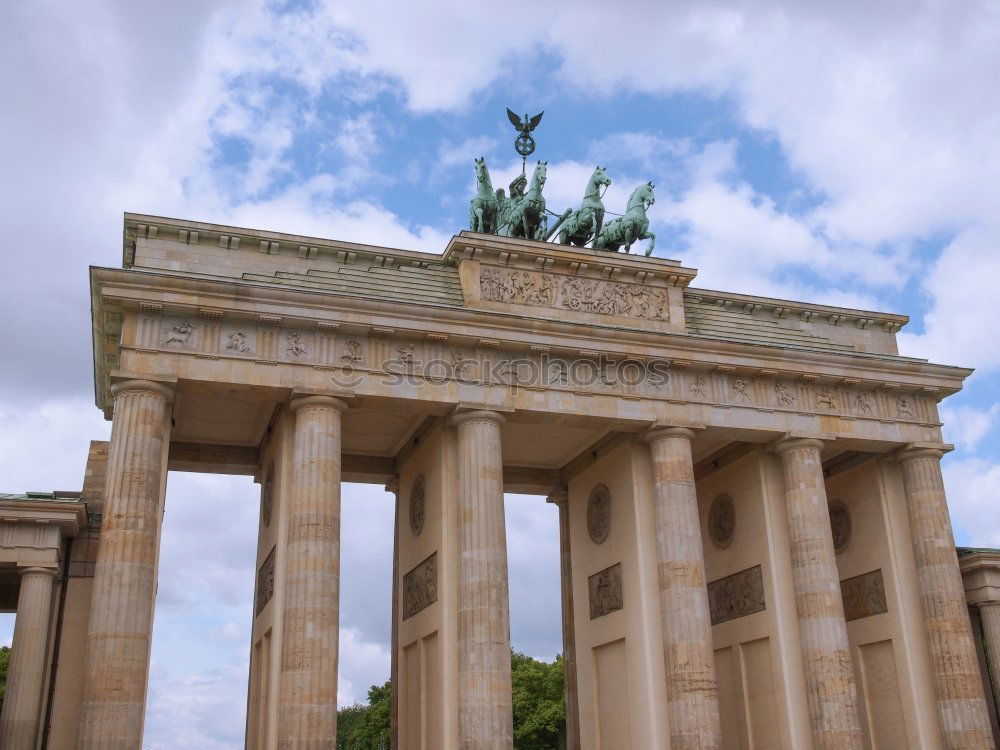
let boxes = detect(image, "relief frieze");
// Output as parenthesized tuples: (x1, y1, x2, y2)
(589, 562, 624, 619)
(132, 314, 931, 426)
(480, 266, 670, 321)
(708, 564, 766, 625)
(161, 319, 196, 350)
(403, 552, 438, 620)
(841, 569, 887, 621)
(255, 546, 276, 616)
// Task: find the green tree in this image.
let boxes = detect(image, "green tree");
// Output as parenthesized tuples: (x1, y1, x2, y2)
(337, 652, 567, 750)
(511, 650, 566, 750)
(0, 645, 9, 714)
(336, 680, 391, 749)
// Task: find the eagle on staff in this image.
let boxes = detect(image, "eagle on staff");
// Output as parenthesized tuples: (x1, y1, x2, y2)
(507, 108, 544, 166)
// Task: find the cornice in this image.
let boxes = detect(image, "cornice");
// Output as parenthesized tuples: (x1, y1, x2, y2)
(685, 287, 908, 332)
(445, 231, 698, 288)
(123, 212, 447, 269)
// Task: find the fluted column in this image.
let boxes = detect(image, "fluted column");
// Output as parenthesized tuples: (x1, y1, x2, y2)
(278, 395, 347, 750)
(546, 488, 581, 750)
(387, 477, 401, 750)
(979, 603, 1000, 716)
(898, 447, 993, 749)
(645, 426, 722, 749)
(78, 379, 173, 749)
(450, 409, 513, 749)
(0, 566, 57, 749)
(774, 437, 863, 750)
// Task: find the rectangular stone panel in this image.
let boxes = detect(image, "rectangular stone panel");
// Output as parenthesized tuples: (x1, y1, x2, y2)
(859, 639, 906, 748)
(403, 551, 438, 620)
(594, 638, 632, 749)
(741, 637, 780, 749)
(841, 569, 887, 622)
(714, 646, 745, 750)
(479, 265, 671, 322)
(403, 640, 420, 750)
(423, 632, 441, 747)
(708, 565, 766, 625)
(254, 546, 275, 616)
(588, 562, 624, 620)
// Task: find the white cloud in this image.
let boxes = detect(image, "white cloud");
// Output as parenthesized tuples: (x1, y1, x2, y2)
(941, 401, 1000, 454)
(945, 456, 1000, 548)
(0, 398, 110, 491)
(898, 226, 1000, 371)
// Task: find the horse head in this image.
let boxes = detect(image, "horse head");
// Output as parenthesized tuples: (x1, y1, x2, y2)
(629, 181, 656, 210)
(474, 157, 491, 185)
(591, 165, 612, 190)
(533, 160, 547, 187)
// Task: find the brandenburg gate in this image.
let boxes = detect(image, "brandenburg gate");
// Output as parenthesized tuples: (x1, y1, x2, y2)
(0, 209, 998, 749)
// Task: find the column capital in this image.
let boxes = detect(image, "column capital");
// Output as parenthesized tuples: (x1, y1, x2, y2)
(546, 487, 569, 507)
(289, 394, 349, 414)
(17, 566, 57, 578)
(110, 378, 174, 401)
(385, 476, 400, 496)
(449, 408, 506, 428)
(644, 424, 698, 444)
(772, 435, 826, 455)
(894, 442, 954, 464)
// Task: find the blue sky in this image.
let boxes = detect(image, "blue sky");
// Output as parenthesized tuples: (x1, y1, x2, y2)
(2, 2, 1000, 747)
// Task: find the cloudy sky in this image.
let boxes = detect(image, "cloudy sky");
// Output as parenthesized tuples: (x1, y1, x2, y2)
(2, 1, 1000, 747)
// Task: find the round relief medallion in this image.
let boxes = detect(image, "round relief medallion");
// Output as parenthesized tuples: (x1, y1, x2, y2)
(261, 462, 275, 528)
(409, 475, 426, 536)
(708, 493, 736, 548)
(829, 500, 852, 553)
(587, 484, 612, 544)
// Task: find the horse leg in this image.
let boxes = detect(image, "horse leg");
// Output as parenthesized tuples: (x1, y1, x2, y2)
(640, 230, 656, 256)
(474, 206, 484, 233)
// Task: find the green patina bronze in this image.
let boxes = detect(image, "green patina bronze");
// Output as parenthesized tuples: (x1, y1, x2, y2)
(468, 110, 658, 255)
(594, 181, 656, 256)
(556, 165, 611, 247)
(506, 108, 544, 169)
(469, 157, 498, 234)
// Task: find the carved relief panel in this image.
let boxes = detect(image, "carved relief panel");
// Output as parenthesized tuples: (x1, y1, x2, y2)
(160, 318, 198, 350)
(588, 562, 624, 619)
(708, 565, 766, 625)
(403, 552, 438, 620)
(222, 325, 257, 356)
(480, 266, 670, 321)
(841, 569, 887, 621)
(255, 546, 276, 616)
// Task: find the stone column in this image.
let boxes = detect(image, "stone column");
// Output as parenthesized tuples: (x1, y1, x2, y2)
(898, 446, 994, 749)
(774, 437, 863, 750)
(546, 488, 581, 750)
(979, 603, 1000, 715)
(0, 566, 57, 749)
(645, 426, 722, 749)
(450, 409, 513, 749)
(78, 379, 173, 749)
(387, 477, 400, 750)
(278, 394, 347, 749)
